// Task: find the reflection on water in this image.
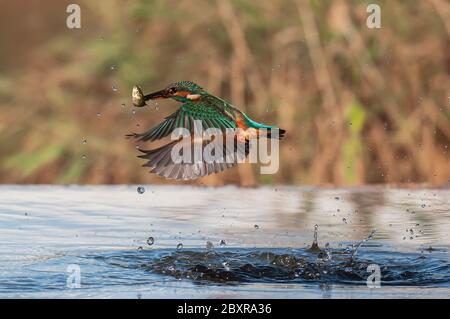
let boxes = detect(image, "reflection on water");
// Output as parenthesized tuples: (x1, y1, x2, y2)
(0, 185, 448, 298)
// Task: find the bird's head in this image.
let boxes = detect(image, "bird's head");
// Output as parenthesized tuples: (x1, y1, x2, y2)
(132, 81, 205, 107)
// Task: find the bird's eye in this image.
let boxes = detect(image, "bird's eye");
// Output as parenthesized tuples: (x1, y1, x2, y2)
(168, 87, 177, 94)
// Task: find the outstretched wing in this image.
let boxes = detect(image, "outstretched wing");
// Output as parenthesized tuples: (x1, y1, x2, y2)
(127, 100, 237, 142)
(138, 131, 250, 180)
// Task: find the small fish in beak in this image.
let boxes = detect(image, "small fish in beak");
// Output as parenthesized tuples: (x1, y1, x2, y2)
(132, 85, 146, 107)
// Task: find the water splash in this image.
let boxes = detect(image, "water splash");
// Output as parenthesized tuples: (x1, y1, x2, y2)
(351, 230, 377, 259)
(318, 243, 332, 262)
(109, 246, 450, 286)
(222, 261, 230, 271)
(308, 224, 321, 252)
(206, 241, 214, 252)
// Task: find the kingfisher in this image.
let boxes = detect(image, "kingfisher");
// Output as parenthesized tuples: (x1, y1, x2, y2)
(128, 81, 285, 180)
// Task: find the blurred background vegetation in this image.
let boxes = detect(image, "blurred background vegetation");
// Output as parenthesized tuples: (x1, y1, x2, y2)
(0, 0, 448, 186)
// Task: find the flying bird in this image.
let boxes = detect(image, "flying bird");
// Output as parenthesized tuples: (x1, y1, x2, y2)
(128, 81, 285, 180)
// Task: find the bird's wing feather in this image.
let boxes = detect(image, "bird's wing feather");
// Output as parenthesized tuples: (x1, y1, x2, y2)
(127, 100, 237, 142)
(138, 131, 250, 180)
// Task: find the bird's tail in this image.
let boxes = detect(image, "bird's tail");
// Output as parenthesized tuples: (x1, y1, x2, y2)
(241, 113, 286, 139)
(260, 128, 286, 139)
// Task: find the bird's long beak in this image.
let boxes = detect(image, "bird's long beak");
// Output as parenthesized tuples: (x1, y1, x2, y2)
(144, 89, 168, 100)
(132, 86, 168, 107)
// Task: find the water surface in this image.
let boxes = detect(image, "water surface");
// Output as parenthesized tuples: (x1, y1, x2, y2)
(0, 185, 448, 298)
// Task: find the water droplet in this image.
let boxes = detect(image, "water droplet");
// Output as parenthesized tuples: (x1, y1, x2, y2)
(81, 154, 87, 159)
(176, 243, 183, 250)
(137, 186, 145, 194)
(96, 112, 101, 117)
(132, 110, 136, 115)
(137, 246, 143, 251)
(112, 85, 118, 92)
(110, 64, 116, 71)
(254, 224, 260, 229)
(219, 239, 226, 246)
(121, 103, 126, 108)
(146, 237, 154, 246)
(342, 218, 347, 224)
(81, 138, 87, 144)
